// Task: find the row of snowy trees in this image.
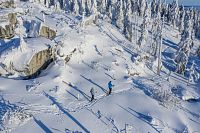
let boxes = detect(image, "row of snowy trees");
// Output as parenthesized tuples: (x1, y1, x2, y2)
(35, 0, 200, 41)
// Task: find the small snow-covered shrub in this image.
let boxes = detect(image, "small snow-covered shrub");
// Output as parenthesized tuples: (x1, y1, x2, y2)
(0, 97, 31, 132)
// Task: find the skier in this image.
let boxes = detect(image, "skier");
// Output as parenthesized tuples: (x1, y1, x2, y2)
(108, 81, 114, 95)
(90, 87, 95, 101)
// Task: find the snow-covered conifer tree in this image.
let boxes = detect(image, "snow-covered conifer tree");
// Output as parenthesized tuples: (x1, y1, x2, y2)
(73, 0, 79, 15)
(91, 0, 97, 15)
(139, 0, 147, 17)
(151, 0, 157, 18)
(178, 5, 185, 32)
(85, 0, 92, 15)
(81, 0, 86, 14)
(181, 11, 193, 42)
(116, 0, 124, 31)
(188, 61, 200, 85)
(196, 46, 200, 57)
(168, 0, 179, 28)
(137, 4, 150, 47)
(124, 2, 132, 41)
(151, 13, 161, 56)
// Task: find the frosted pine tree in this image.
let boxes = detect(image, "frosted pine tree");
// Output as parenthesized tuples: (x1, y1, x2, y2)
(81, 0, 86, 15)
(196, 46, 200, 57)
(187, 61, 200, 85)
(116, 0, 124, 31)
(175, 36, 193, 74)
(124, 3, 132, 41)
(54, 0, 61, 12)
(100, 0, 107, 14)
(168, 0, 179, 28)
(151, 0, 157, 18)
(181, 12, 193, 42)
(91, 0, 97, 15)
(137, 4, 150, 47)
(178, 6, 185, 32)
(139, 0, 147, 17)
(65, 0, 71, 12)
(73, 0, 79, 15)
(155, 0, 162, 16)
(151, 13, 161, 56)
(85, 0, 92, 15)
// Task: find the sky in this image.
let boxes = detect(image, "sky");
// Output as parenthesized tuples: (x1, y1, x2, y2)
(148, 0, 200, 6)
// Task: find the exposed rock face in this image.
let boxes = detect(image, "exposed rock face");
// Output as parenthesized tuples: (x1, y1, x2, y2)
(39, 26, 56, 40)
(24, 48, 54, 78)
(0, 24, 15, 39)
(8, 13, 17, 26)
(0, 13, 17, 39)
(0, 0, 15, 8)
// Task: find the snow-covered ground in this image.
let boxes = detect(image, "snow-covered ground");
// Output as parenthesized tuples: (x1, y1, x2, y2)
(0, 1, 200, 133)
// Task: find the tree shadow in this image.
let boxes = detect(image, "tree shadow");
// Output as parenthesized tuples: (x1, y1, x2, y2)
(43, 92, 90, 133)
(33, 117, 53, 133)
(80, 75, 107, 93)
(117, 104, 160, 133)
(163, 38, 178, 50)
(64, 81, 90, 101)
(132, 78, 152, 97)
(66, 90, 79, 100)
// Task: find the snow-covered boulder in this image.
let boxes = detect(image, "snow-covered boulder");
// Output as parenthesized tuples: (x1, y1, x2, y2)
(27, 20, 56, 39)
(0, 37, 57, 78)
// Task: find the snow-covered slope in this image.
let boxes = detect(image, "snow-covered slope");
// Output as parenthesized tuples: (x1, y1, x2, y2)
(0, 1, 200, 133)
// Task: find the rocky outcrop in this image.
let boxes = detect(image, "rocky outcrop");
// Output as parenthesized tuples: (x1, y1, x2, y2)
(8, 13, 17, 26)
(39, 26, 56, 40)
(0, 0, 15, 8)
(0, 24, 15, 39)
(24, 48, 54, 78)
(0, 13, 17, 39)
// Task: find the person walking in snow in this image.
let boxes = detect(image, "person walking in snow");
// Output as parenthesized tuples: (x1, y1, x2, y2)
(108, 81, 114, 95)
(90, 87, 95, 101)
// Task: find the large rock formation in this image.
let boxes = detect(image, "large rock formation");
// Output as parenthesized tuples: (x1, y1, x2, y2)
(24, 48, 55, 78)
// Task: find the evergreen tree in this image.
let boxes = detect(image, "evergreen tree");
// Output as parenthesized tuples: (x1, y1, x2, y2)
(137, 4, 150, 47)
(124, 2, 132, 41)
(178, 5, 185, 32)
(168, 0, 179, 28)
(151, 0, 157, 18)
(73, 0, 79, 15)
(187, 61, 200, 85)
(139, 0, 147, 17)
(116, 0, 124, 31)
(91, 0, 97, 15)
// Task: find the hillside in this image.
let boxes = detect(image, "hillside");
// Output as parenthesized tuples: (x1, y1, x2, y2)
(0, 0, 200, 133)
